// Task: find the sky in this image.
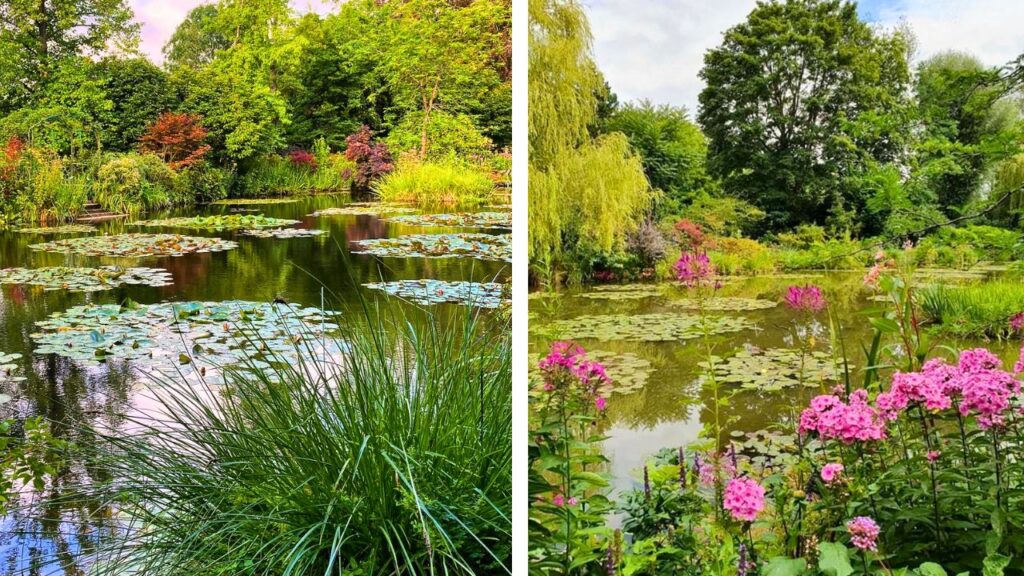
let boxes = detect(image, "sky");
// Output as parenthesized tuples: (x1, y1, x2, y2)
(586, 0, 1024, 113)
(128, 0, 333, 64)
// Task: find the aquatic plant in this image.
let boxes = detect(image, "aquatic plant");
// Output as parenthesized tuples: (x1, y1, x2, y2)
(374, 160, 494, 207)
(352, 233, 511, 263)
(134, 214, 300, 231)
(386, 211, 511, 229)
(209, 198, 300, 206)
(16, 224, 96, 235)
(700, 347, 843, 391)
(310, 203, 417, 217)
(240, 228, 326, 239)
(30, 234, 238, 257)
(90, 304, 510, 575)
(0, 352, 23, 384)
(547, 312, 753, 342)
(0, 266, 173, 292)
(364, 280, 507, 308)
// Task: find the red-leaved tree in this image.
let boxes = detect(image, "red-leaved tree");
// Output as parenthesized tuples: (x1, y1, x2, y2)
(344, 126, 393, 194)
(139, 112, 211, 170)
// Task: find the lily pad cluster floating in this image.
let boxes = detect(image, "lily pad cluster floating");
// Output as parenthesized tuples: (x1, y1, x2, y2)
(386, 212, 512, 229)
(134, 214, 300, 231)
(546, 312, 754, 342)
(528, 350, 653, 396)
(913, 268, 986, 282)
(310, 203, 417, 217)
(364, 280, 507, 308)
(210, 198, 299, 206)
(0, 352, 24, 385)
(577, 284, 664, 300)
(16, 224, 96, 235)
(31, 301, 341, 382)
(352, 233, 512, 263)
(700, 347, 843, 392)
(731, 428, 809, 469)
(241, 228, 326, 239)
(30, 234, 238, 258)
(668, 297, 778, 311)
(0, 266, 173, 292)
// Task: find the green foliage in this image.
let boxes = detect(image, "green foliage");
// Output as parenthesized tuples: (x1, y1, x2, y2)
(93, 306, 511, 575)
(162, 4, 230, 70)
(602, 101, 712, 219)
(698, 0, 913, 232)
(176, 163, 231, 204)
(237, 153, 352, 197)
(0, 143, 86, 225)
(93, 58, 175, 151)
(374, 160, 493, 207)
(386, 111, 493, 161)
(919, 282, 1024, 338)
(0, 416, 67, 515)
(678, 192, 764, 238)
(94, 153, 180, 215)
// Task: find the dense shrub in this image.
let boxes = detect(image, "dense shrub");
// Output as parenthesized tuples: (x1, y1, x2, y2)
(678, 192, 764, 237)
(0, 139, 87, 225)
(139, 112, 212, 170)
(237, 153, 352, 197)
(95, 153, 180, 215)
(177, 163, 231, 203)
(374, 160, 493, 206)
(626, 220, 667, 269)
(708, 237, 777, 275)
(344, 126, 394, 195)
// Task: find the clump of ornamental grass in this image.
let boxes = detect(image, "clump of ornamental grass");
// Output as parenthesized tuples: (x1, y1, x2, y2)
(918, 281, 1024, 339)
(86, 303, 511, 576)
(374, 160, 494, 207)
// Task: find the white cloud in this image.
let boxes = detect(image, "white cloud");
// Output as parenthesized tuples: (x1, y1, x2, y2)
(585, 0, 1024, 112)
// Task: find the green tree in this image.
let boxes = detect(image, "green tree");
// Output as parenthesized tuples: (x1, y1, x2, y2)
(529, 0, 651, 285)
(698, 0, 912, 233)
(913, 51, 1019, 215)
(603, 101, 712, 219)
(163, 4, 230, 70)
(0, 0, 138, 112)
(94, 58, 175, 151)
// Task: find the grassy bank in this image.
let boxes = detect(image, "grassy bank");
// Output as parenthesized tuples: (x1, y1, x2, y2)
(919, 281, 1024, 339)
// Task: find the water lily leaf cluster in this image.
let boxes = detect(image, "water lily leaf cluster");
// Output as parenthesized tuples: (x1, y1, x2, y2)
(31, 301, 341, 382)
(0, 352, 24, 386)
(0, 266, 173, 292)
(134, 215, 300, 231)
(546, 312, 754, 342)
(668, 297, 778, 311)
(577, 285, 665, 300)
(386, 212, 512, 229)
(364, 280, 507, 308)
(700, 347, 843, 391)
(16, 225, 97, 235)
(310, 204, 416, 217)
(30, 234, 238, 257)
(241, 228, 326, 239)
(352, 233, 512, 263)
(528, 349, 653, 395)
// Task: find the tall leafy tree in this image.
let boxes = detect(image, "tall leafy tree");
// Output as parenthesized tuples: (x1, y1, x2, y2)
(163, 4, 230, 70)
(0, 0, 138, 112)
(698, 0, 912, 233)
(529, 0, 651, 284)
(602, 101, 713, 219)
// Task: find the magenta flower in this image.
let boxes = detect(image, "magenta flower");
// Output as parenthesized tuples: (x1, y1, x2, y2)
(926, 450, 941, 462)
(1011, 312, 1024, 332)
(723, 477, 765, 522)
(594, 396, 607, 411)
(673, 251, 715, 288)
(784, 285, 826, 313)
(799, 391, 887, 444)
(846, 516, 880, 552)
(552, 494, 565, 507)
(1015, 344, 1024, 375)
(820, 463, 844, 485)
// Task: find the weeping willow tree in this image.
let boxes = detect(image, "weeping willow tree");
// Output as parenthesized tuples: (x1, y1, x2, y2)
(991, 154, 1024, 226)
(529, 0, 650, 285)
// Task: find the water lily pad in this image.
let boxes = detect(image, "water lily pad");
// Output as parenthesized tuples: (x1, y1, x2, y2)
(352, 233, 511, 263)
(0, 352, 24, 385)
(31, 301, 341, 383)
(386, 212, 512, 229)
(134, 215, 299, 231)
(667, 297, 778, 311)
(364, 280, 507, 308)
(210, 198, 300, 206)
(0, 266, 173, 292)
(241, 228, 326, 239)
(16, 224, 97, 235)
(699, 346, 843, 392)
(528, 350, 653, 396)
(311, 203, 417, 217)
(546, 312, 754, 342)
(30, 234, 237, 257)
(578, 285, 664, 300)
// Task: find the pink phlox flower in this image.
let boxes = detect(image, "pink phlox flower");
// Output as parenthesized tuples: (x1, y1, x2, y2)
(958, 348, 1002, 374)
(922, 358, 961, 397)
(1014, 343, 1024, 375)
(959, 367, 1019, 429)
(722, 477, 765, 522)
(799, 393, 887, 443)
(820, 463, 844, 485)
(784, 285, 826, 313)
(846, 516, 880, 552)
(538, 341, 585, 371)
(1011, 312, 1024, 332)
(889, 370, 951, 412)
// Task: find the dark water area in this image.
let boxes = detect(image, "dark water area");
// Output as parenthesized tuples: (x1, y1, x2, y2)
(0, 195, 509, 574)
(528, 271, 1021, 512)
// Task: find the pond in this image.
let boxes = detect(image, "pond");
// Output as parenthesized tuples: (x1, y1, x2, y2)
(528, 269, 1022, 519)
(0, 195, 510, 574)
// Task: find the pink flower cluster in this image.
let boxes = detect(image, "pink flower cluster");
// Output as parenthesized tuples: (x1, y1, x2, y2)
(538, 341, 611, 409)
(674, 251, 715, 288)
(694, 451, 736, 486)
(798, 390, 887, 444)
(820, 463, 844, 485)
(846, 516, 880, 552)
(863, 250, 894, 288)
(1011, 312, 1024, 333)
(784, 285, 826, 313)
(722, 477, 765, 522)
